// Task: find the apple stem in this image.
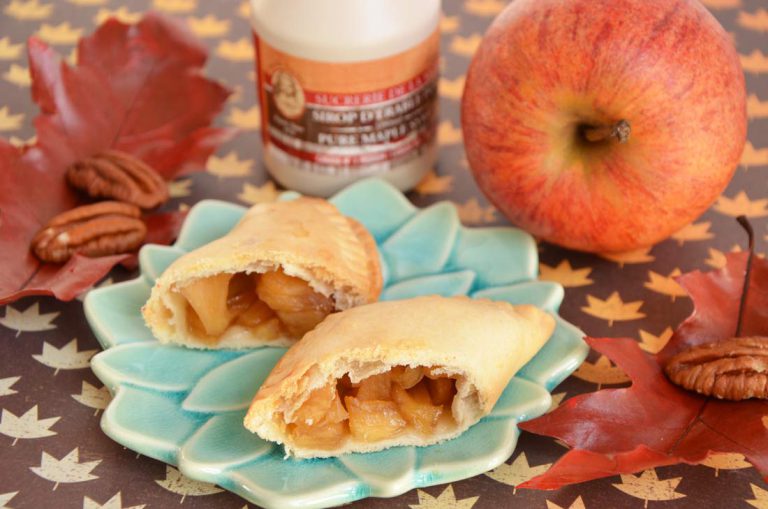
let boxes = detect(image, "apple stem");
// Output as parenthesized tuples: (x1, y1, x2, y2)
(582, 120, 631, 144)
(735, 215, 754, 337)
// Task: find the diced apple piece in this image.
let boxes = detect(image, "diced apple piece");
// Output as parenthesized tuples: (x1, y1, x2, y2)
(355, 372, 391, 401)
(392, 383, 442, 434)
(251, 317, 284, 341)
(181, 274, 234, 336)
(257, 269, 333, 313)
(226, 273, 256, 314)
(274, 308, 328, 337)
(426, 377, 455, 406)
(186, 307, 212, 341)
(294, 384, 348, 426)
(345, 397, 406, 442)
(290, 420, 348, 450)
(390, 366, 424, 389)
(235, 300, 276, 327)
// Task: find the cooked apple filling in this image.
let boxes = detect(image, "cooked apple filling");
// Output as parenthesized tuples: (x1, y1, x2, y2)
(287, 366, 458, 450)
(180, 268, 334, 342)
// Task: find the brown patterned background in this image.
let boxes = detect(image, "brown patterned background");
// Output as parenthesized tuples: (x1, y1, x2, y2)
(0, 0, 767, 508)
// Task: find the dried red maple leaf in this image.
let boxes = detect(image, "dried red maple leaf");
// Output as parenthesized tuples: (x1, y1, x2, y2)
(0, 13, 233, 304)
(519, 252, 768, 489)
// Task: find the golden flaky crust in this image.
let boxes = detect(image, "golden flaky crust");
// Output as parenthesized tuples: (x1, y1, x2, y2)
(244, 296, 555, 458)
(141, 198, 382, 349)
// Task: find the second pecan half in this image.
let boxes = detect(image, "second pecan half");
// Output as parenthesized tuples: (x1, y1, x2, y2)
(664, 336, 768, 400)
(67, 149, 168, 209)
(31, 201, 147, 263)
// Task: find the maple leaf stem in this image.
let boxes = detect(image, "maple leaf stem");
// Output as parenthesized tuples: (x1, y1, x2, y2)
(735, 215, 754, 337)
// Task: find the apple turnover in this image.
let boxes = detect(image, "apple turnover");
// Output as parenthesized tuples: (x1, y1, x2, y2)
(142, 198, 382, 348)
(244, 296, 555, 458)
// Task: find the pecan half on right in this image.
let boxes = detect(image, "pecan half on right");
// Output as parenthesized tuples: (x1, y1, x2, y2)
(664, 337, 768, 400)
(31, 201, 147, 263)
(66, 149, 168, 209)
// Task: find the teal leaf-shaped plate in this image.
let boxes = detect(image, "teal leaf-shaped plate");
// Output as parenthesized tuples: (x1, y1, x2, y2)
(86, 178, 587, 509)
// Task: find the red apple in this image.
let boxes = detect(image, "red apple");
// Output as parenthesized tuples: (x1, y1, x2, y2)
(461, 0, 746, 253)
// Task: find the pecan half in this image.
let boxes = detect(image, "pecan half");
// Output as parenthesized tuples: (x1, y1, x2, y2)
(664, 337, 768, 400)
(31, 201, 147, 263)
(66, 150, 168, 209)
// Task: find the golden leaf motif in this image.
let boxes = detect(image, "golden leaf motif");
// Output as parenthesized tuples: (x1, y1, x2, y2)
(449, 34, 483, 57)
(227, 85, 244, 104)
(0, 405, 59, 444)
(8, 134, 36, 147)
(416, 170, 454, 195)
(598, 247, 655, 267)
(238, 181, 279, 205)
(3, 64, 31, 87)
(71, 381, 111, 415)
(581, 292, 645, 326)
(638, 327, 673, 354)
(155, 466, 223, 501)
(207, 152, 253, 178)
(700, 452, 751, 476)
(187, 15, 231, 38)
(438, 120, 463, 145)
(546, 496, 587, 509)
(715, 191, 768, 218)
(439, 76, 465, 100)
(741, 141, 768, 168)
(30, 448, 101, 489)
(0, 107, 24, 131)
(36, 23, 83, 45)
(741, 50, 768, 74)
(66, 47, 78, 66)
(748, 94, 768, 119)
(644, 268, 687, 301)
(539, 260, 593, 288)
(699, 0, 740, 8)
(486, 452, 551, 491)
(440, 14, 460, 34)
(705, 247, 728, 269)
(152, 0, 196, 13)
(464, 0, 506, 16)
(237, 0, 250, 19)
(573, 355, 630, 387)
(216, 38, 254, 62)
(227, 106, 261, 130)
(94, 7, 142, 25)
(83, 491, 145, 509)
(747, 484, 768, 509)
(0, 492, 18, 508)
(613, 469, 686, 507)
(548, 392, 567, 412)
(456, 198, 497, 225)
(409, 485, 478, 509)
(739, 9, 768, 31)
(4, 0, 52, 20)
(0, 376, 20, 397)
(168, 178, 192, 198)
(0, 38, 23, 60)
(0, 302, 59, 336)
(671, 221, 713, 245)
(32, 339, 97, 374)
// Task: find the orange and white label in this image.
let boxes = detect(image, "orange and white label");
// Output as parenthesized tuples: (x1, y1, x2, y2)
(254, 30, 439, 174)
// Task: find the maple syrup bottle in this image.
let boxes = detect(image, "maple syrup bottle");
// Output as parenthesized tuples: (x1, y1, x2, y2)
(250, 0, 440, 197)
